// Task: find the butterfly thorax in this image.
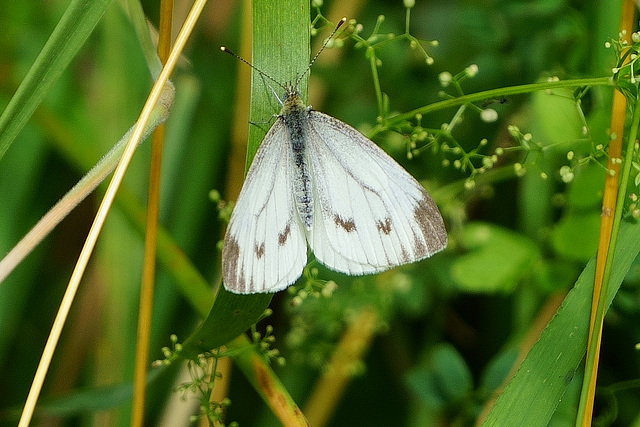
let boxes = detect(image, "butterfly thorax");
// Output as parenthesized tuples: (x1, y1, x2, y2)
(280, 85, 307, 115)
(280, 86, 314, 230)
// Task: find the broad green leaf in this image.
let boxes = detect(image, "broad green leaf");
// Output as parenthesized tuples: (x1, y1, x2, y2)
(479, 349, 518, 395)
(566, 165, 605, 209)
(551, 212, 601, 261)
(180, 0, 310, 354)
(531, 259, 581, 293)
(180, 287, 272, 356)
(406, 343, 473, 409)
(481, 221, 640, 426)
(451, 222, 541, 293)
(530, 87, 584, 150)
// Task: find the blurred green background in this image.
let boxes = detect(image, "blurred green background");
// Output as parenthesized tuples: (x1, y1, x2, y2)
(2, 0, 640, 426)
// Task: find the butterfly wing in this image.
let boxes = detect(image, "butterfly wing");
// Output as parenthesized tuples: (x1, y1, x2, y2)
(222, 119, 308, 294)
(306, 111, 447, 275)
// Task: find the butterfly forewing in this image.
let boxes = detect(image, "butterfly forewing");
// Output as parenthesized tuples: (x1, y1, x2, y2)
(222, 88, 447, 294)
(305, 111, 447, 275)
(222, 120, 308, 294)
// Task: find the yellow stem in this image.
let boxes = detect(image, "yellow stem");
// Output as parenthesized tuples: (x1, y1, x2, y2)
(579, 2, 635, 425)
(304, 308, 378, 427)
(130, 1, 174, 425)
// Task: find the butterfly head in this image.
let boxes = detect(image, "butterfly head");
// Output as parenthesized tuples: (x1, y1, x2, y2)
(222, 18, 346, 118)
(280, 84, 307, 115)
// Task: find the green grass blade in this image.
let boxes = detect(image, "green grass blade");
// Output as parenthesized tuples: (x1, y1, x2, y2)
(481, 220, 640, 426)
(0, 0, 112, 161)
(246, 0, 310, 163)
(181, 0, 310, 353)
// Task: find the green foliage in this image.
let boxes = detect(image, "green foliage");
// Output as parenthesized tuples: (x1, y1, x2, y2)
(483, 221, 640, 426)
(405, 343, 474, 410)
(3, 0, 640, 426)
(449, 222, 541, 293)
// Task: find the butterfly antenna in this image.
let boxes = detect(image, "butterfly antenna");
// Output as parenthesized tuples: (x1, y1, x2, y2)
(295, 17, 347, 88)
(220, 46, 286, 93)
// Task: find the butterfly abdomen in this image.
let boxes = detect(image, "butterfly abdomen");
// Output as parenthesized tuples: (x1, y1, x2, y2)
(283, 103, 314, 230)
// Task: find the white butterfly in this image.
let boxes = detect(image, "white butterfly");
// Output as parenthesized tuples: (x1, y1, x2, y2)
(221, 84, 447, 294)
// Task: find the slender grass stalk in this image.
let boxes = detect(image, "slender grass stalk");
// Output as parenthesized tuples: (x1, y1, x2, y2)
(227, 335, 309, 427)
(0, 0, 112, 162)
(576, 3, 636, 424)
(0, 92, 172, 284)
(368, 77, 612, 138)
(213, 0, 311, 424)
(577, 92, 640, 425)
(303, 308, 378, 427)
(17, 0, 206, 423)
(130, 1, 175, 425)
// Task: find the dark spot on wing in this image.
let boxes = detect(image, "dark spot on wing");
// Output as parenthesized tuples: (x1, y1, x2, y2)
(223, 235, 246, 292)
(376, 218, 392, 235)
(334, 214, 356, 232)
(255, 242, 265, 259)
(412, 229, 427, 258)
(414, 196, 448, 254)
(278, 223, 291, 245)
(400, 245, 411, 263)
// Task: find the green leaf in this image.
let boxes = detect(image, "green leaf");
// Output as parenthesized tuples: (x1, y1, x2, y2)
(450, 222, 541, 293)
(180, 287, 273, 356)
(550, 212, 601, 261)
(0, 0, 113, 162)
(478, 349, 518, 396)
(180, 0, 310, 354)
(566, 165, 605, 209)
(531, 259, 581, 293)
(406, 343, 473, 409)
(481, 220, 640, 426)
(247, 0, 310, 165)
(530, 87, 584, 150)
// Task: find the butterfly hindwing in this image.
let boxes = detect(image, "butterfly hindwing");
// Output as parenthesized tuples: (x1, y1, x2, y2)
(305, 111, 447, 275)
(223, 90, 447, 294)
(222, 119, 308, 293)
